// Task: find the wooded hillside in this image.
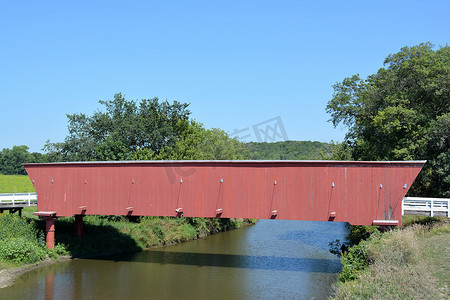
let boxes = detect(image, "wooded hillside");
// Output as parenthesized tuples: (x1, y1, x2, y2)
(245, 140, 334, 160)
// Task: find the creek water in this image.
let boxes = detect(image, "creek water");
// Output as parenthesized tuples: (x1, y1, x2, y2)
(2, 220, 348, 299)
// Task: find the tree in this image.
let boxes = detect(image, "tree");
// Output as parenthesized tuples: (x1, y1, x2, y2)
(326, 43, 449, 197)
(133, 120, 248, 160)
(0, 145, 44, 175)
(44, 93, 191, 161)
(44, 93, 249, 163)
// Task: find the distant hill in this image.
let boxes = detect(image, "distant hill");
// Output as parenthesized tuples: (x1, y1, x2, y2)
(245, 141, 334, 160)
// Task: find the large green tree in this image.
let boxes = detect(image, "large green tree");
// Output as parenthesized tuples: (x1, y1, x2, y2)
(326, 43, 449, 197)
(44, 93, 191, 161)
(45, 93, 248, 163)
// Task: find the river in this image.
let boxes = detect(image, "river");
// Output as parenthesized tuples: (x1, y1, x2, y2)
(2, 220, 348, 299)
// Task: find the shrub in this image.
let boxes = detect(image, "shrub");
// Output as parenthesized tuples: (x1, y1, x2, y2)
(0, 213, 48, 264)
(329, 224, 380, 257)
(339, 242, 370, 282)
(0, 213, 39, 241)
(0, 238, 44, 264)
(152, 224, 165, 242)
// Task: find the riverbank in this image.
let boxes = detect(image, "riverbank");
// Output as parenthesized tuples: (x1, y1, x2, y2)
(0, 209, 256, 288)
(0, 256, 72, 288)
(331, 217, 450, 299)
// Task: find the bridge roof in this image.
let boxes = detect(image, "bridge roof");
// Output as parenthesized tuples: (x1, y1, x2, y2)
(24, 160, 427, 167)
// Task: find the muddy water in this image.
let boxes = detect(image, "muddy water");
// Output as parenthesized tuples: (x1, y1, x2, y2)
(2, 220, 347, 299)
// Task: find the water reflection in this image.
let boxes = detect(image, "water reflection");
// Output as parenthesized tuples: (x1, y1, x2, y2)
(44, 269, 54, 300)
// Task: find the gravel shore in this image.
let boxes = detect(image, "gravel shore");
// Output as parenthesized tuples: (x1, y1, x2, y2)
(0, 256, 71, 289)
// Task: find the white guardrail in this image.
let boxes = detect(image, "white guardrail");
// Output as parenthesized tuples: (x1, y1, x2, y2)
(402, 197, 449, 217)
(0, 193, 38, 206)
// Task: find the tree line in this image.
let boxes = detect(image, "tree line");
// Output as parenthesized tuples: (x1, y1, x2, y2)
(246, 141, 333, 160)
(0, 138, 334, 175)
(0, 146, 47, 175)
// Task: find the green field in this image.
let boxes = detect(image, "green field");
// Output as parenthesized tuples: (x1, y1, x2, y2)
(0, 175, 35, 193)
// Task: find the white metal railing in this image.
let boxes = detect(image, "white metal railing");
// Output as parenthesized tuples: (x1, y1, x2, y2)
(402, 197, 449, 217)
(0, 193, 38, 207)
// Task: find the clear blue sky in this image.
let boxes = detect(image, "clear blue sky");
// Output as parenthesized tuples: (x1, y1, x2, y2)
(1, 0, 449, 153)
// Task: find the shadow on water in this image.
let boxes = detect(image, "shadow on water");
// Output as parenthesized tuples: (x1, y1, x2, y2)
(95, 250, 342, 273)
(33, 216, 141, 257)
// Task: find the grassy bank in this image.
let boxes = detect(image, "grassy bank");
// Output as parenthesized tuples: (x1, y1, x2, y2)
(331, 217, 449, 299)
(0, 175, 35, 193)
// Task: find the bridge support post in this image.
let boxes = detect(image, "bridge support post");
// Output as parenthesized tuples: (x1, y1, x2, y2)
(75, 215, 84, 238)
(33, 211, 58, 249)
(45, 216, 56, 249)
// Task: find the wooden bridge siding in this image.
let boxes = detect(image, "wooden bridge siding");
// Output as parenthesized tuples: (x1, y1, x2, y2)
(25, 161, 424, 225)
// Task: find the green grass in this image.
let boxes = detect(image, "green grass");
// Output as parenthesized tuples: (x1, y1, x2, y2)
(0, 260, 17, 269)
(332, 221, 450, 299)
(0, 175, 35, 193)
(402, 214, 448, 227)
(21, 207, 38, 219)
(417, 224, 450, 295)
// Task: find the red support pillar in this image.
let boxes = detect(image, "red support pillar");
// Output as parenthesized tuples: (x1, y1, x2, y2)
(75, 214, 84, 238)
(33, 211, 57, 249)
(45, 216, 56, 249)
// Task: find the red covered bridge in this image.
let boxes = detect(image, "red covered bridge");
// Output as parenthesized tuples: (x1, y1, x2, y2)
(25, 160, 425, 248)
